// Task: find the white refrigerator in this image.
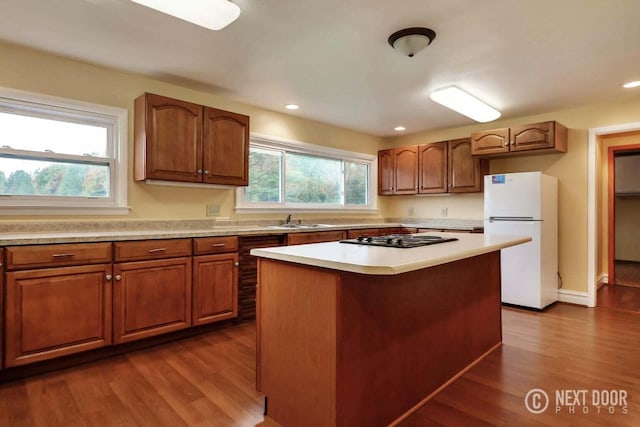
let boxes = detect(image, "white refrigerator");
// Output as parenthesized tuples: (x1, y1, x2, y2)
(483, 172, 558, 309)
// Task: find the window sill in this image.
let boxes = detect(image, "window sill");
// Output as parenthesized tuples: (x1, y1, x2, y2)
(0, 205, 131, 216)
(235, 206, 379, 214)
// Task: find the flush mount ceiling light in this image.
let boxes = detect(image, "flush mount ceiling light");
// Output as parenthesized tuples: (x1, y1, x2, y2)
(285, 104, 300, 110)
(394, 126, 406, 132)
(388, 27, 436, 58)
(623, 80, 640, 88)
(130, 0, 240, 30)
(430, 86, 501, 123)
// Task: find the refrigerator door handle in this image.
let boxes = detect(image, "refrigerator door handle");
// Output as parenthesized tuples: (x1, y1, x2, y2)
(489, 216, 537, 222)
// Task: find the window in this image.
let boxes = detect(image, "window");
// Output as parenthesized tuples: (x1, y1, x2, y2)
(0, 87, 128, 215)
(236, 134, 377, 211)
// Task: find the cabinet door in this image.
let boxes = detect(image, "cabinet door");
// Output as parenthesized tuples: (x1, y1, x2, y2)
(193, 253, 238, 326)
(470, 128, 509, 156)
(347, 228, 381, 239)
(394, 146, 419, 194)
(135, 93, 203, 182)
(418, 142, 448, 193)
(377, 149, 394, 195)
(448, 138, 488, 193)
(510, 121, 555, 152)
(4, 264, 112, 367)
(287, 231, 346, 245)
(113, 257, 192, 344)
(203, 107, 250, 186)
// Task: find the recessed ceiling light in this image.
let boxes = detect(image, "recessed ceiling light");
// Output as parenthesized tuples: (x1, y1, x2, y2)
(623, 81, 640, 89)
(130, 0, 240, 31)
(394, 126, 406, 131)
(430, 86, 501, 123)
(285, 104, 300, 110)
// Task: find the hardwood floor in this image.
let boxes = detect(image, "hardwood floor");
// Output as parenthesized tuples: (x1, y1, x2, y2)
(615, 261, 640, 287)
(598, 284, 640, 312)
(1, 304, 639, 426)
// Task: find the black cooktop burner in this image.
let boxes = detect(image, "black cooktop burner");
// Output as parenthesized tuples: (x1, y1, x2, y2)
(340, 234, 458, 248)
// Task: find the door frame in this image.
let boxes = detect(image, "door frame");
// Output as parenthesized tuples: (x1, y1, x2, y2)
(608, 144, 640, 287)
(588, 122, 640, 307)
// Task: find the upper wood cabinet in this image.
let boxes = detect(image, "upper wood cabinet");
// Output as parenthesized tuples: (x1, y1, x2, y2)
(380, 138, 487, 195)
(418, 142, 448, 194)
(448, 138, 489, 193)
(134, 93, 249, 186)
(377, 146, 419, 195)
(471, 121, 568, 157)
(377, 149, 394, 195)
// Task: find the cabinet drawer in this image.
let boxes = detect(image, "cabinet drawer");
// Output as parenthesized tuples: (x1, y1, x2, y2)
(287, 231, 345, 245)
(114, 239, 192, 262)
(193, 236, 238, 255)
(347, 229, 381, 239)
(6, 242, 113, 270)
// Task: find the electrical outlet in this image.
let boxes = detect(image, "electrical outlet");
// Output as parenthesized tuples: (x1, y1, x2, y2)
(441, 207, 448, 217)
(408, 207, 415, 217)
(206, 204, 220, 216)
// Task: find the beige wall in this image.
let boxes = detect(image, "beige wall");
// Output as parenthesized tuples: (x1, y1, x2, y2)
(4, 41, 640, 294)
(0, 41, 384, 222)
(382, 100, 640, 293)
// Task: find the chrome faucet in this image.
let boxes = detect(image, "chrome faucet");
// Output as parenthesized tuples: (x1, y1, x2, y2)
(285, 214, 292, 225)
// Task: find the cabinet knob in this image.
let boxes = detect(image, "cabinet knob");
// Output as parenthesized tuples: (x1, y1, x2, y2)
(234, 262, 239, 267)
(115, 274, 122, 281)
(197, 169, 203, 174)
(105, 274, 113, 281)
(204, 170, 209, 175)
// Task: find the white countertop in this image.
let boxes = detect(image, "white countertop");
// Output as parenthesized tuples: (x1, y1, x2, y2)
(251, 232, 531, 275)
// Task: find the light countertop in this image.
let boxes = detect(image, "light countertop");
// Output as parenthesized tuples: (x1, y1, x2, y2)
(251, 232, 531, 275)
(0, 220, 483, 246)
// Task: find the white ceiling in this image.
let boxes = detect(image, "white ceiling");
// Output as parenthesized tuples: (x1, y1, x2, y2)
(1, 0, 640, 136)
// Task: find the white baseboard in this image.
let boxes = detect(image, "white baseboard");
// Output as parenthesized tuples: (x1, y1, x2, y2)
(558, 289, 590, 306)
(598, 274, 609, 287)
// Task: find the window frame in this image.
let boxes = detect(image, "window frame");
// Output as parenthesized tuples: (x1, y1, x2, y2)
(235, 133, 378, 213)
(0, 87, 128, 215)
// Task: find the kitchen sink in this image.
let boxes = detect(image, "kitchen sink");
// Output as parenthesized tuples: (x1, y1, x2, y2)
(266, 223, 333, 229)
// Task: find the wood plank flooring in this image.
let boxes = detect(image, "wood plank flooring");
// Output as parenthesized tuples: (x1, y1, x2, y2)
(598, 284, 640, 312)
(1, 304, 639, 426)
(615, 261, 640, 287)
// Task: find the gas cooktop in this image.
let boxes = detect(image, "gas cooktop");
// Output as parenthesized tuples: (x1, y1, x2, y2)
(340, 234, 458, 248)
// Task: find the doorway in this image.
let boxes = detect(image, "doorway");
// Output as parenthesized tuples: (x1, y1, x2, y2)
(598, 143, 640, 311)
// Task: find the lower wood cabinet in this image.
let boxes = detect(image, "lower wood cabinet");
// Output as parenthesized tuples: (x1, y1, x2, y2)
(192, 253, 238, 326)
(113, 257, 192, 344)
(287, 230, 346, 245)
(4, 263, 112, 367)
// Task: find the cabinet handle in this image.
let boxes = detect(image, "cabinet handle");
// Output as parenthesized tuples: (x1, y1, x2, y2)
(105, 274, 113, 281)
(211, 243, 226, 247)
(115, 274, 122, 281)
(52, 253, 75, 258)
(148, 248, 166, 253)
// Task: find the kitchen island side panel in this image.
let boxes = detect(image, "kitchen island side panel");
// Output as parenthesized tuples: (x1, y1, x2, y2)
(337, 251, 502, 426)
(257, 252, 501, 427)
(257, 259, 339, 427)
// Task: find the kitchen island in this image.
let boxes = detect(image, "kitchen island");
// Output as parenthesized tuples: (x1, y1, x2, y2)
(252, 233, 530, 427)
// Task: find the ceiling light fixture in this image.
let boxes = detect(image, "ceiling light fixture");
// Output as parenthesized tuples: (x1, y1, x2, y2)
(388, 27, 436, 58)
(130, 0, 240, 31)
(430, 86, 501, 123)
(394, 126, 406, 131)
(285, 104, 300, 110)
(623, 80, 640, 89)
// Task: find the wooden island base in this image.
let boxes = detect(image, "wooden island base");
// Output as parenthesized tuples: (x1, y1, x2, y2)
(257, 251, 502, 427)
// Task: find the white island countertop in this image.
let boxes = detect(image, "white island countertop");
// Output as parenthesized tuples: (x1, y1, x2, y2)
(251, 232, 531, 275)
